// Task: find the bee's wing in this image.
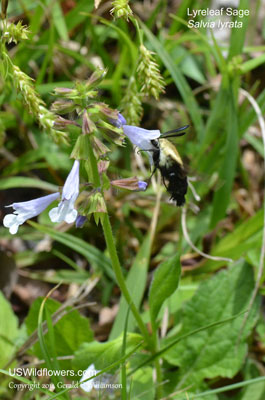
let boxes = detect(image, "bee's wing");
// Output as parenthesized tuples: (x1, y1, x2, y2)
(161, 125, 189, 138)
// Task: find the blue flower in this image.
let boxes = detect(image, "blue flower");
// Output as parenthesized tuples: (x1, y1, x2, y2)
(75, 215, 87, 228)
(49, 160, 80, 224)
(3, 192, 60, 234)
(109, 112, 127, 128)
(138, 181, 148, 191)
(123, 125, 160, 150)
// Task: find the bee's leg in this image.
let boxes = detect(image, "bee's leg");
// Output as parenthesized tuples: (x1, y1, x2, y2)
(147, 167, 157, 185)
(162, 175, 168, 188)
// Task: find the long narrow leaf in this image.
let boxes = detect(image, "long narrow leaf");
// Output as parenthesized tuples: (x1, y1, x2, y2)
(110, 235, 151, 339)
(29, 222, 115, 281)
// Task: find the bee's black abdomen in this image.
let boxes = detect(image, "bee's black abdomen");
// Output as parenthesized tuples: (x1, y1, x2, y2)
(151, 138, 187, 206)
(159, 163, 187, 206)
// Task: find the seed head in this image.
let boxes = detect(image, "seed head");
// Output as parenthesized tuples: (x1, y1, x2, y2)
(137, 44, 165, 100)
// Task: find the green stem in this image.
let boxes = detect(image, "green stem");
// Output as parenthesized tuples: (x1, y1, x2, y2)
(154, 358, 163, 399)
(86, 133, 152, 347)
(101, 214, 151, 347)
(151, 320, 163, 399)
(130, 16, 143, 45)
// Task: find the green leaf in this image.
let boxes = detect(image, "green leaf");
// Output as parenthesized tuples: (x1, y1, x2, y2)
(236, 360, 265, 400)
(240, 53, 265, 74)
(0, 368, 53, 396)
(51, 1, 68, 41)
(0, 177, 58, 192)
(210, 85, 239, 227)
(192, 376, 265, 399)
(149, 253, 181, 326)
(73, 333, 142, 371)
(29, 222, 115, 281)
(130, 367, 155, 400)
(163, 261, 260, 390)
(199, 83, 229, 155)
(204, 209, 264, 271)
(109, 235, 151, 339)
(2, 148, 46, 176)
(142, 282, 197, 324)
(25, 297, 93, 369)
(0, 291, 19, 367)
(168, 44, 206, 84)
(228, 0, 250, 60)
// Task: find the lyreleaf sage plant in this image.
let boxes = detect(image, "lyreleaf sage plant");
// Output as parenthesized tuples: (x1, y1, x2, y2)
(3, 193, 60, 234)
(2, 67, 153, 382)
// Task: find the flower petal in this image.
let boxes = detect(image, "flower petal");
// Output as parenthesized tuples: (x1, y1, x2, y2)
(9, 224, 19, 235)
(49, 200, 78, 224)
(10, 192, 60, 215)
(64, 208, 78, 224)
(3, 193, 60, 235)
(62, 160, 80, 201)
(123, 125, 160, 150)
(49, 207, 60, 223)
(3, 214, 18, 228)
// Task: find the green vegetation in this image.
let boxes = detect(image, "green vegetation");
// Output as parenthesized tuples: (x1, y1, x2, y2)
(0, 0, 264, 399)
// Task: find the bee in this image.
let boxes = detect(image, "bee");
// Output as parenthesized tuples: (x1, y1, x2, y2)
(150, 125, 189, 206)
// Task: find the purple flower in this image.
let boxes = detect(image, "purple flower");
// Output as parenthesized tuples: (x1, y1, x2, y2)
(3, 192, 60, 234)
(49, 160, 80, 224)
(75, 215, 87, 228)
(109, 112, 127, 128)
(138, 181, 148, 191)
(123, 125, 160, 150)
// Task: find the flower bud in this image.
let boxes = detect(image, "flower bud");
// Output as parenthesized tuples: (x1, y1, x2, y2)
(87, 192, 107, 225)
(76, 215, 87, 228)
(109, 112, 127, 128)
(92, 137, 110, 158)
(98, 160, 110, 175)
(51, 100, 75, 114)
(88, 68, 107, 88)
(111, 177, 148, 191)
(71, 134, 91, 160)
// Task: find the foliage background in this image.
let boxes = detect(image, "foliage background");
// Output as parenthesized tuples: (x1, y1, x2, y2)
(0, 0, 265, 399)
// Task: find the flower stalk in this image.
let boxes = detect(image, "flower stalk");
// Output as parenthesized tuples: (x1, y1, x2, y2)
(101, 214, 152, 346)
(86, 130, 152, 347)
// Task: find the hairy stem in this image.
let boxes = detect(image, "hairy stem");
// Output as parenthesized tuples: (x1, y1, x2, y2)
(87, 131, 152, 347)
